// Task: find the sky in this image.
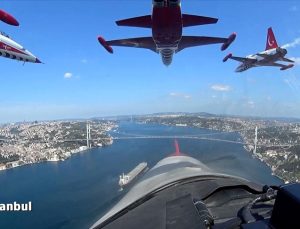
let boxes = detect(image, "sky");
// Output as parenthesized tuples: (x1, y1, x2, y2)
(1, 0, 300, 122)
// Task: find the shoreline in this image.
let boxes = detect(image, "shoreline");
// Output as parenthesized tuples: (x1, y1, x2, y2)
(0, 138, 114, 172)
(140, 120, 290, 183)
(0, 121, 116, 172)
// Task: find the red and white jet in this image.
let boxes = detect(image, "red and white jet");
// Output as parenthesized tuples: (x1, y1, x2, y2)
(223, 27, 294, 72)
(0, 9, 41, 63)
(98, 0, 236, 66)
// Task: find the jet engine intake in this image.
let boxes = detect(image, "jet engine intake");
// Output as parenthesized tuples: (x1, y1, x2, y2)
(276, 47, 287, 56)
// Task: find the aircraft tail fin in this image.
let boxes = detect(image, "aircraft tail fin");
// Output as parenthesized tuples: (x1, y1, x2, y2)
(182, 14, 218, 27)
(116, 15, 152, 28)
(265, 27, 278, 50)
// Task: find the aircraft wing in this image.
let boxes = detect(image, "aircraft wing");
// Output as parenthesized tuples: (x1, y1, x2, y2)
(265, 62, 285, 67)
(105, 37, 157, 53)
(264, 62, 294, 70)
(231, 56, 254, 62)
(177, 36, 228, 52)
(256, 55, 294, 63)
(280, 57, 294, 63)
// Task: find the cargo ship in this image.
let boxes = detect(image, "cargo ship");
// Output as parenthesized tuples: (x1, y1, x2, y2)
(119, 162, 148, 188)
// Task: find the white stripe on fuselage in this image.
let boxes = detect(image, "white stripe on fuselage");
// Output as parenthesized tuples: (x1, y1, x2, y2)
(0, 34, 37, 62)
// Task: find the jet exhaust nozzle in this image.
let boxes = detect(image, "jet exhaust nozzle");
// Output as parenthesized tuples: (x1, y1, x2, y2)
(98, 36, 113, 54)
(221, 32, 236, 51)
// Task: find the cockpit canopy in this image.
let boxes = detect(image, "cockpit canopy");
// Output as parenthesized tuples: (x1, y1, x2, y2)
(0, 31, 10, 38)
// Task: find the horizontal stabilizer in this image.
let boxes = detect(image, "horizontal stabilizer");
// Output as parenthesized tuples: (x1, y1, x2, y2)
(116, 15, 152, 28)
(182, 14, 218, 27)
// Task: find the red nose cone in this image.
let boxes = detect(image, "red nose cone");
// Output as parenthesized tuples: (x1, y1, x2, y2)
(0, 10, 19, 26)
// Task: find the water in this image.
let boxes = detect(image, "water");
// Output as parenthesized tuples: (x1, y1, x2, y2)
(0, 122, 282, 229)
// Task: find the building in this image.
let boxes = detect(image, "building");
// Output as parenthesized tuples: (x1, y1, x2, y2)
(0, 163, 6, 171)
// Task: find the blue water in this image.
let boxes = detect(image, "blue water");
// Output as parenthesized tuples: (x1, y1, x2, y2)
(0, 122, 282, 229)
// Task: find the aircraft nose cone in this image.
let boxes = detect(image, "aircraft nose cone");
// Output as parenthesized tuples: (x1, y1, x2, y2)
(35, 58, 42, 63)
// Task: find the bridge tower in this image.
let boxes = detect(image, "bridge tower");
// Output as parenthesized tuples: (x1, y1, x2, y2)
(254, 126, 258, 155)
(86, 122, 91, 148)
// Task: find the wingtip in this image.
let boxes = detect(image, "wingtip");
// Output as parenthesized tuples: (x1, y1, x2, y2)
(98, 36, 113, 54)
(221, 32, 236, 51)
(0, 9, 19, 26)
(223, 53, 232, 62)
(280, 64, 294, 71)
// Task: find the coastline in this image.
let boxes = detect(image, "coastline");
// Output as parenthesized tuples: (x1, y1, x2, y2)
(139, 117, 293, 183)
(0, 120, 116, 172)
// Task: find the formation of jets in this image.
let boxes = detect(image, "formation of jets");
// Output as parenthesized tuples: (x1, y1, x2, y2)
(0, 9, 41, 64)
(0, 1, 296, 72)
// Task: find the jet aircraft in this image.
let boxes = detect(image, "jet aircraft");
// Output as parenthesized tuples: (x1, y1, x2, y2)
(223, 27, 294, 72)
(0, 9, 41, 63)
(98, 0, 236, 66)
(91, 140, 300, 229)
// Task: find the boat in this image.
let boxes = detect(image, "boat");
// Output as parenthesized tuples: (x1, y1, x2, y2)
(119, 162, 148, 188)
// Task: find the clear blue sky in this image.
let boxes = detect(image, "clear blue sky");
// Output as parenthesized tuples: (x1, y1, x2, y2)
(1, 0, 300, 122)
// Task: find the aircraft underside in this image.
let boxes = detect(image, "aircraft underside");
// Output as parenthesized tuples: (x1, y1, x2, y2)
(98, 0, 236, 66)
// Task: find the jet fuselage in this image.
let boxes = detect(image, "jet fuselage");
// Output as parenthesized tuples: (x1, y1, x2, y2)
(236, 47, 288, 72)
(0, 32, 41, 63)
(152, 0, 182, 65)
(224, 27, 293, 72)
